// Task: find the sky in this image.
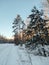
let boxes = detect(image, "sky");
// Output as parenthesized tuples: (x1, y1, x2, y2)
(0, 0, 48, 38)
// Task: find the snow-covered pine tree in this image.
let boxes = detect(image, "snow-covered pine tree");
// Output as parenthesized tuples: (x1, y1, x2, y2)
(25, 6, 49, 56)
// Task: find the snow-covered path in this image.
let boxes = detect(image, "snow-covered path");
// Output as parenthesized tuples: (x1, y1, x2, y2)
(0, 44, 49, 65)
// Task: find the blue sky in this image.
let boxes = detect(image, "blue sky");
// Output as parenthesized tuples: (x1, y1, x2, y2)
(0, 0, 42, 38)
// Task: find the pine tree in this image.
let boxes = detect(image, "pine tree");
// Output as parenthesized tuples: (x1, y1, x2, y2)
(25, 6, 49, 56)
(25, 6, 49, 48)
(12, 15, 25, 45)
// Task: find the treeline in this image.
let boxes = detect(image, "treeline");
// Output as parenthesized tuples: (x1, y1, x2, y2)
(0, 35, 14, 43)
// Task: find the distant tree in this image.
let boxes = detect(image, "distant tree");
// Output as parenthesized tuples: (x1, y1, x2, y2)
(0, 35, 8, 43)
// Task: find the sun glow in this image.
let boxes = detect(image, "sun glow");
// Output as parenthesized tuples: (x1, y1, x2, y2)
(7, 36, 14, 40)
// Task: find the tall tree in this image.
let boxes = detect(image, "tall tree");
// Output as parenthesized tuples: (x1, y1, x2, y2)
(12, 15, 25, 45)
(25, 6, 49, 47)
(25, 6, 49, 56)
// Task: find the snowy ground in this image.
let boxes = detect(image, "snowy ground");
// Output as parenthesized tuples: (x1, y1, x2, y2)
(0, 44, 49, 65)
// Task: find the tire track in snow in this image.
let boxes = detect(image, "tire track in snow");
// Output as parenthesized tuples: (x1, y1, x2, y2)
(5, 45, 20, 65)
(4, 45, 13, 65)
(0, 44, 12, 65)
(17, 46, 32, 65)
